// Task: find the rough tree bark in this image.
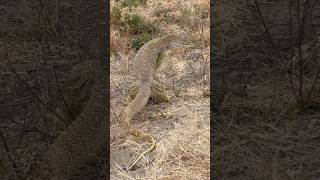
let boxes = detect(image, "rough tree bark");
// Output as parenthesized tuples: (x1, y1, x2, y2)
(35, 0, 108, 179)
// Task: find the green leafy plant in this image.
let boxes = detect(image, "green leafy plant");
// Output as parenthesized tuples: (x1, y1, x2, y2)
(127, 14, 158, 34)
(131, 33, 153, 50)
(111, 5, 122, 23)
(127, 14, 145, 33)
(121, 0, 147, 8)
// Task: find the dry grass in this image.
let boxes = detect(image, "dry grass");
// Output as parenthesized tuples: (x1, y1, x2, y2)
(212, 1, 320, 179)
(1, 1, 108, 179)
(142, 108, 210, 180)
(110, 0, 210, 179)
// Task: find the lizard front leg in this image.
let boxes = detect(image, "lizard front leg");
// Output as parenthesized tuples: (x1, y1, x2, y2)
(155, 52, 164, 70)
(128, 80, 169, 104)
(150, 79, 169, 103)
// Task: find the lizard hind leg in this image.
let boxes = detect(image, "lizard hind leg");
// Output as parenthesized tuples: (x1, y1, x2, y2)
(128, 80, 169, 104)
(150, 80, 169, 104)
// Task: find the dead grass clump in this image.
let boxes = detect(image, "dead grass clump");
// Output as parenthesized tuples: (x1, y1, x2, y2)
(212, 1, 320, 179)
(144, 114, 210, 180)
(110, 30, 132, 55)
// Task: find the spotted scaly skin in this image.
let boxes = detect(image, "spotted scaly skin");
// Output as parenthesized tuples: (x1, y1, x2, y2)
(120, 35, 186, 170)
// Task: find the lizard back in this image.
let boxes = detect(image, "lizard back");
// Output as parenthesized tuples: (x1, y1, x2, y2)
(133, 35, 178, 83)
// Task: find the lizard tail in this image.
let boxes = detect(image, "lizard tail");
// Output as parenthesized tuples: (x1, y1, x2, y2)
(121, 82, 151, 124)
(120, 82, 156, 170)
(127, 126, 156, 170)
(121, 117, 156, 171)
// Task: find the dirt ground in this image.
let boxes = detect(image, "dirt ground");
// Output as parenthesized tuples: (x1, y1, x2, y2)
(110, 47, 210, 180)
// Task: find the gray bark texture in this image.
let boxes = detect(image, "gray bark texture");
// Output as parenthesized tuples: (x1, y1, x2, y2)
(35, 0, 108, 179)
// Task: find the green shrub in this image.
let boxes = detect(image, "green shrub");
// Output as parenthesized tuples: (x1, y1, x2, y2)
(111, 5, 122, 23)
(127, 14, 145, 33)
(121, 0, 147, 8)
(131, 33, 153, 50)
(111, 1, 158, 34)
(126, 14, 158, 34)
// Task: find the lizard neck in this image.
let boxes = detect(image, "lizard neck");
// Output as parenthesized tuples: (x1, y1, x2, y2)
(147, 35, 177, 53)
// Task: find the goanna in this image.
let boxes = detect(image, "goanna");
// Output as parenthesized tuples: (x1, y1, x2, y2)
(120, 34, 195, 170)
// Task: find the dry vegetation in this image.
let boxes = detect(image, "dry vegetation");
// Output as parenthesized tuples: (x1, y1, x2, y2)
(213, 0, 320, 179)
(0, 1, 106, 179)
(110, 0, 210, 179)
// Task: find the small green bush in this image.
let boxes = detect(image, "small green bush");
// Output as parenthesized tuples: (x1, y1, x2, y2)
(126, 14, 158, 34)
(111, 1, 158, 34)
(121, 0, 147, 8)
(131, 33, 153, 50)
(127, 14, 145, 33)
(111, 5, 122, 23)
